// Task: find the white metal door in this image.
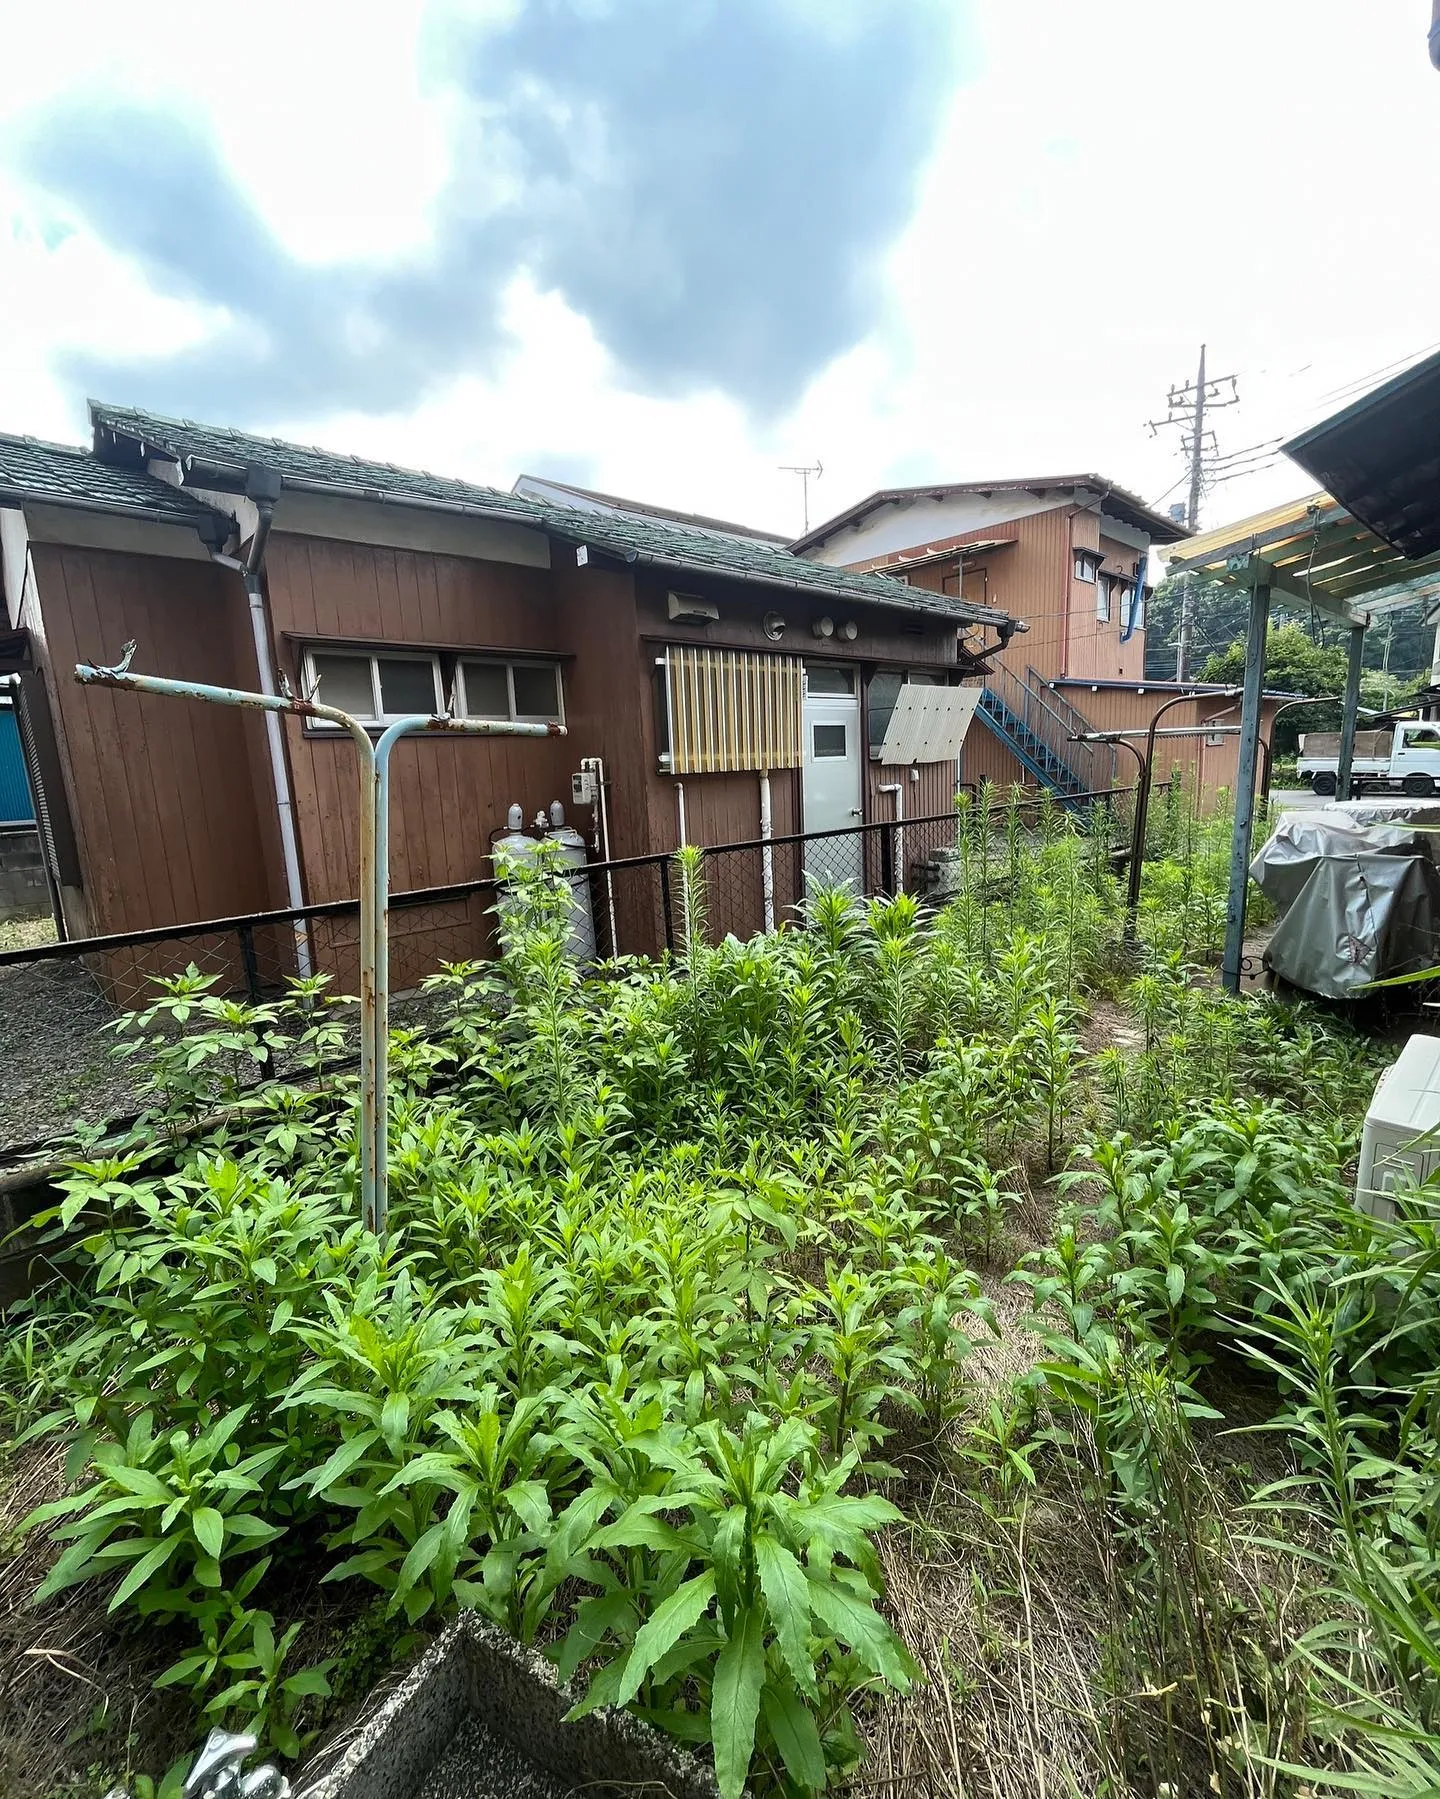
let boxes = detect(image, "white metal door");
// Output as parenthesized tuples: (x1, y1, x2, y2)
(803, 665, 863, 891)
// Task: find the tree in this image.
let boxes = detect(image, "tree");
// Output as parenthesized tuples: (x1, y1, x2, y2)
(1147, 577, 1433, 697)
(1199, 623, 1348, 755)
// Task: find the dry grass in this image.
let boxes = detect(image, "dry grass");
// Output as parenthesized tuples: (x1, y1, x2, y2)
(0, 916, 57, 954)
(860, 1484, 1116, 1799)
(855, 1367, 1327, 1799)
(0, 1437, 195, 1799)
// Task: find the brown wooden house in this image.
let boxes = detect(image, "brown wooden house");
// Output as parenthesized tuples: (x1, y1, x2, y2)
(0, 407, 1015, 977)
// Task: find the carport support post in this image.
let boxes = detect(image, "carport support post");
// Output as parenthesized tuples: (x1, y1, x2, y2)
(1222, 567, 1270, 995)
(1335, 622, 1367, 800)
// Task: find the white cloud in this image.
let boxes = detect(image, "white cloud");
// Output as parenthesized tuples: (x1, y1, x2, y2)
(2, 0, 1437, 539)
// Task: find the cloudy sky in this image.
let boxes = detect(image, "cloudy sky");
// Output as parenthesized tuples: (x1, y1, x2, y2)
(1, 0, 1436, 541)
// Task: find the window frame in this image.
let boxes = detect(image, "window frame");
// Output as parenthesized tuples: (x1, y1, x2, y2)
(1096, 574, 1112, 623)
(302, 647, 444, 729)
(812, 721, 850, 760)
(1073, 551, 1098, 583)
(456, 655, 566, 727)
(804, 662, 857, 696)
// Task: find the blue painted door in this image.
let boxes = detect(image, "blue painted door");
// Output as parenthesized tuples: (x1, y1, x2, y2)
(0, 705, 34, 824)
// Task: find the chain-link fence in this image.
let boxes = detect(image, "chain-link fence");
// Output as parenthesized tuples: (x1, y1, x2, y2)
(0, 789, 1133, 1157)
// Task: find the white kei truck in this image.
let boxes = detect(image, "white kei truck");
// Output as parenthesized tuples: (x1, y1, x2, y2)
(1298, 721, 1440, 796)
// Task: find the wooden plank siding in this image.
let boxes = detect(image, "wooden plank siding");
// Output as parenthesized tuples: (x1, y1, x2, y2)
(29, 545, 272, 941)
(260, 532, 588, 985)
(264, 532, 576, 909)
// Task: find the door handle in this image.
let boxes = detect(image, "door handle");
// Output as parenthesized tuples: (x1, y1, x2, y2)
(850, 808, 863, 817)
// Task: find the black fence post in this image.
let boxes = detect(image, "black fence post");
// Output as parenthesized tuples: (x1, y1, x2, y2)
(879, 825, 894, 894)
(658, 857, 675, 953)
(238, 924, 262, 1002)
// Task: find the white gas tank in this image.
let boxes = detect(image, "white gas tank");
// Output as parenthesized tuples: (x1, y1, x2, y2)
(548, 802, 596, 963)
(1356, 1032, 1440, 1220)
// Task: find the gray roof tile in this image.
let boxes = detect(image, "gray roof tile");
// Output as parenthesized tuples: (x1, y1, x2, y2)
(89, 403, 1008, 626)
(0, 431, 227, 532)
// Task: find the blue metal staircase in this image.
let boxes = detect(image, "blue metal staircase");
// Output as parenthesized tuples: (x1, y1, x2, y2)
(976, 666, 1115, 809)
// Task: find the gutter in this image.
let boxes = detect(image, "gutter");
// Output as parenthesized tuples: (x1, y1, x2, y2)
(208, 467, 312, 973)
(0, 487, 227, 542)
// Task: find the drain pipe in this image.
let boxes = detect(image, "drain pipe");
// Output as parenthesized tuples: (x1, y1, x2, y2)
(211, 470, 312, 975)
(243, 481, 310, 976)
(879, 781, 905, 892)
(675, 780, 688, 847)
(581, 756, 618, 955)
(759, 770, 775, 931)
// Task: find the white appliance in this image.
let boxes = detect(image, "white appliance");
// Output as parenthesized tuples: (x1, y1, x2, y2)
(1356, 1033, 1440, 1220)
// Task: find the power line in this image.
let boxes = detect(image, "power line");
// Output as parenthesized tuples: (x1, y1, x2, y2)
(1313, 338, 1440, 407)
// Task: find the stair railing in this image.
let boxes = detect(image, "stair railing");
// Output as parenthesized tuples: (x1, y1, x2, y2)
(983, 663, 1098, 793)
(1023, 670, 1118, 793)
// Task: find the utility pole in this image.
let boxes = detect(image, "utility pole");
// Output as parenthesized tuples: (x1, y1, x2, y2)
(1149, 345, 1240, 681)
(1187, 343, 1207, 534)
(780, 460, 823, 535)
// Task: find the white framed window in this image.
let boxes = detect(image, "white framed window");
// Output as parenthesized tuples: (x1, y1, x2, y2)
(457, 657, 565, 725)
(1131, 584, 1147, 631)
(1073, 551, 1097, 582)
(304, 648, 443, 726)
(1096, 575, 1112, 623)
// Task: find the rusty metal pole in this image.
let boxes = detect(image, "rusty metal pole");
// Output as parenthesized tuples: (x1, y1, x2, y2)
(75, 653, 382, 1224)
(370, 714, 563, 1232)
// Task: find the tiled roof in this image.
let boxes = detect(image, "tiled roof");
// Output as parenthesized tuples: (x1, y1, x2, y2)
(792, 474, 1192, 554)
(91, 402, 545, 525)
(90, 402, 1008, 626)
(536, 503, 1002, 621)
(0, 431, 227, 532)
(512, 473, 790, 544)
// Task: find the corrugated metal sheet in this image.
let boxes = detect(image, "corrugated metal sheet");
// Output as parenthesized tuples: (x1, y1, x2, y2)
(878, 686, 980, 763)
(0, 703, 34, 824)
(665, 646, 803, 774)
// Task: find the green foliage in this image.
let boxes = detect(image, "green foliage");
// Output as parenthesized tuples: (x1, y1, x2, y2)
(14, 811, 1440, 1799)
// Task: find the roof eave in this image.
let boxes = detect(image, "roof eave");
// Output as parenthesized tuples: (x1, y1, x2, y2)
(612, 544, 1008, 627)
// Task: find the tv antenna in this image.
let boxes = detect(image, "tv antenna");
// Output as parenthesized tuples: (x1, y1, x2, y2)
(780, 460, 823, 534)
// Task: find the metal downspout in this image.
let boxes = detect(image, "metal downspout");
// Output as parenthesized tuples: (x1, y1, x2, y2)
(759, 770, 775, 930)
(241, 499, 312, 977)
(879, 782, 904, 892)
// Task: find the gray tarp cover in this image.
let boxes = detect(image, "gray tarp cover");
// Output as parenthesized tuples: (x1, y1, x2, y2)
(1250, 813, 1423, 911)
(1264, 855, 1440, 997)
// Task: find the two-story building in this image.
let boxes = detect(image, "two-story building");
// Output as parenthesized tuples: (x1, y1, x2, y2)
(793, 475, 1281, 808)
